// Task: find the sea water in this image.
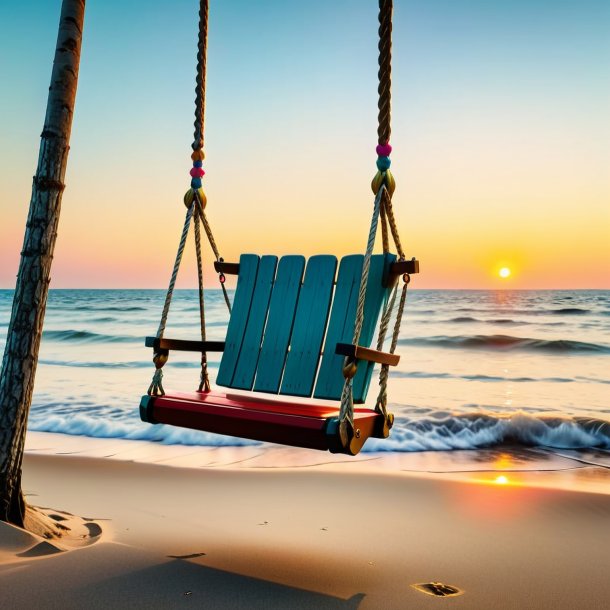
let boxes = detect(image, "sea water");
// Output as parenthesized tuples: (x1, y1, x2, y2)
(0, 289, 608, 452)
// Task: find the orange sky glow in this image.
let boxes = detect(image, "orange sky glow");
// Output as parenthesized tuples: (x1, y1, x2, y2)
(1, 1, 608, 290)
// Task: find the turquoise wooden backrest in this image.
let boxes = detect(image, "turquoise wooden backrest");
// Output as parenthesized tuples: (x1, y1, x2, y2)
(216, 252, 396, 404)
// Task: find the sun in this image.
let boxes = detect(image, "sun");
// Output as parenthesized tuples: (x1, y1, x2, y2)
(499, 267, 511, 279)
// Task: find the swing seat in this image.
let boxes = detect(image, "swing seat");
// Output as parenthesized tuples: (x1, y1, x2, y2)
(140, 390, 386, 455)
(141, 252, 417, 455)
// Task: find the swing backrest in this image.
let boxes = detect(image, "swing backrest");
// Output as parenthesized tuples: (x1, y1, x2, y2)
(216, 252, 396, 404)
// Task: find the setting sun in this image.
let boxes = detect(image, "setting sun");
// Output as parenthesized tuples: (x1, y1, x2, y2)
(499, 267, 511, 279)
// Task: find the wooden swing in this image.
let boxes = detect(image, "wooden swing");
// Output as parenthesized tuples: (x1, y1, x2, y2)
(140, 0, 419, 456)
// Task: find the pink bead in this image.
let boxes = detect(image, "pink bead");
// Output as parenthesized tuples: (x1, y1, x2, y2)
(190, 167, 205, 178)
(376, 143, 392, 156)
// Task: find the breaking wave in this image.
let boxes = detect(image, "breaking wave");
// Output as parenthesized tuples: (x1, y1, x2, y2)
(399, 334, 610, 354)
(43, 330, 139, 343)
(26, 404, 610, 452)
(365, 413, 610, 452)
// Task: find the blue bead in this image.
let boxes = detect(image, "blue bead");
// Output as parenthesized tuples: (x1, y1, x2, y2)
(193, 160, 203, 168)
(376, 156, 391, 171)
(191, 177, 202, 188)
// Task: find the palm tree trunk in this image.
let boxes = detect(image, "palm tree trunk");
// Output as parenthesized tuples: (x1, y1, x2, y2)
(0, 0, 86, 527)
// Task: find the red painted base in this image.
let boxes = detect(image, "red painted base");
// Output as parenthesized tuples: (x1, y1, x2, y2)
(140, 390, 383, 455)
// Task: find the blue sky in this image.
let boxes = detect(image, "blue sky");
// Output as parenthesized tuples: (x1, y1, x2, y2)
(1, 0, 608, 288)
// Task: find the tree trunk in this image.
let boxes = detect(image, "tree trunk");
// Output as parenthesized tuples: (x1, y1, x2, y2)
(0, 0, 86, 527)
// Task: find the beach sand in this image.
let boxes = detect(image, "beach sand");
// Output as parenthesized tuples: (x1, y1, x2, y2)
(0, 433, 609, 609)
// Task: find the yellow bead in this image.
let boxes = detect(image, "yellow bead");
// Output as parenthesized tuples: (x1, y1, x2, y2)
(385, 169, 396, 195)
(195, 188, 207, 209)
(371, 171, 384, 194)
(371, 170, 396, 196)
(184, 188, 195, 207)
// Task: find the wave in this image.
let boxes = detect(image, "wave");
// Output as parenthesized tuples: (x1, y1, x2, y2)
(67, 305, 148, 312)
(26, 408, 610, 452)
(28, 412, 258, 447)
(447, 317, 530, 325)
(453, 307, 593, 317)
(365, 413, 610, 452)
(399, 334, 610, 354)
(42, 330, 139, 344)
(552, 308, 589, 315)
(38, 359, 219, 369)
(391, 371, 580, 383)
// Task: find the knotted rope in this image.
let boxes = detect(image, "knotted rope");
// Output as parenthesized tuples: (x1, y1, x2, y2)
(192, 0, 208, 153)
(338, 0, 411, 447)
(149, 203, 195, 396)
(148, 0, 230, 396)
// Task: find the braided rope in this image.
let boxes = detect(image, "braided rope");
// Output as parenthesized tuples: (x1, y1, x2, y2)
(377, 0, 393, 146)
(380, 197, 389, 253)
(376, 285, 398, 353)
(196, 196, 232, 313)
(156, 204, 195, 338)
(147, 368, 165, 397)
(192, 0, 209, 152)
(193, 207, 206, 342)
(338, 186, 384, 439)
(375, 280, 408, 416)
(382, 189, 405, 259)
(193, 206, 211, 392)
(373, 284, 397, 419)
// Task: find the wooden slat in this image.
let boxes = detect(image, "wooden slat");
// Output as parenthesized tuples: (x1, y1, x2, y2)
(145, 337, 225, 352)
(280, 255, 337, 397)
(230, 255, 278, 390)
(313, 254, 363, 401)
(253, 255, 305, 394)
(352, 253, 396, 402)
(216, 254, 259, 387)
(335, 342, 400, 366)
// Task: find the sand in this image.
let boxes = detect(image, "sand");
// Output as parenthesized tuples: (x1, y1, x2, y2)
(0, 435, 609, 609)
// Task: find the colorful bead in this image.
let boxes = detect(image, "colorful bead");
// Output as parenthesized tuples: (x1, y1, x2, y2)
(191, 177, 202, 188)
(376, 156, 391, 171)
(196, 187, 207, 208)
(193, 160, 203, 168)
(191, 149, 205, 161)
(184, 188, 195, 207)
(190, 167, 205, 178)
(376, 143, 392, 156)
(371, 168, 396, 195)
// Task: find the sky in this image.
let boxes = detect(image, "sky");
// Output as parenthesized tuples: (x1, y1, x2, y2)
(0, 0, 608, 289)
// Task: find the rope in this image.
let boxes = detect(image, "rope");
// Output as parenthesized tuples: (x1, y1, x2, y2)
(148, 368, 165, 397)
(196, 194, 232, 313)
(380, 199, 389, 254)
(337, 0, 398, 448)
(381, 189, 405, 259)
(156, 204, 195, 339)
(192, 0, 209, 152)
(375, 280, 408, 419)
(376, 285, 398, 353)
(338, 187, 384, 443)
(193, 205, 211, 392)
(194, 207, 206, 342)
(377, 0, 393, 146)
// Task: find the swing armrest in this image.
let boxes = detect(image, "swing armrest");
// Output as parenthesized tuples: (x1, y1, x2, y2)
(214, 261, 240, 275)
(335, 343, 400, 366)
(387, 258, 419, 285)
(145, 337, 225, 353)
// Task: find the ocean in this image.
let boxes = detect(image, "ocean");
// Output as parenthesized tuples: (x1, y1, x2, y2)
(0, 289, 608, 452)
